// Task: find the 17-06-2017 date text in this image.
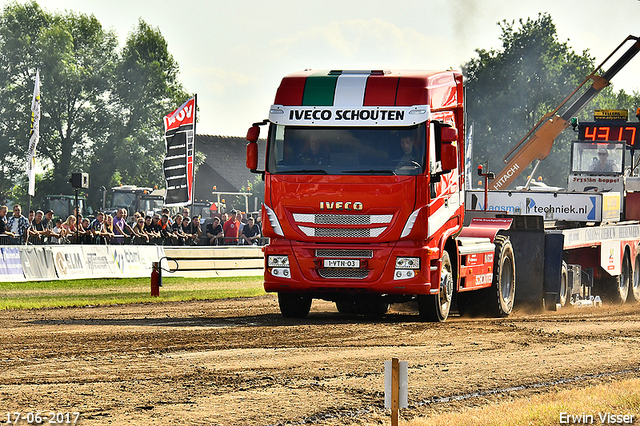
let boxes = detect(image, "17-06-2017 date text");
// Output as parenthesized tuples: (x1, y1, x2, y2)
(4, 412, 80, 424)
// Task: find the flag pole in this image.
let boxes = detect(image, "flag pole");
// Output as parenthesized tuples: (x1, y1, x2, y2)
(27, 68, 41, 232)
(191, 93, 197, 218)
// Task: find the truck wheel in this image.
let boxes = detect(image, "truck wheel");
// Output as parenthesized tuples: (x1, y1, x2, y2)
(616, 253, 631, 304)
(559, 261, 569, 307)
(632, 253, 640, 303)
(418, 250, 453, 322)
(484, 235, 515, 317)
(278, 292, 312, 318)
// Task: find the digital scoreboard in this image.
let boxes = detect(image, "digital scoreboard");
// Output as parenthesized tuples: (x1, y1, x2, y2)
(578, 122, 640, 146)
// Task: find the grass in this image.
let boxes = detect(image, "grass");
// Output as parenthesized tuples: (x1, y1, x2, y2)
(402, 377, 640, 426)
(0, 276, 266, 309)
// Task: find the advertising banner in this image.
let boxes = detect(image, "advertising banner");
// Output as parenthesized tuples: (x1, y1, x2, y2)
(83, 246, 121, 278)
(21, 246, 57, 280)
(0, 247, 25, 282)
(466, 190, 607, 222)
(163, 96, 196, 206)
(109, 245, 162, 278)
(50, 245, 91, 279)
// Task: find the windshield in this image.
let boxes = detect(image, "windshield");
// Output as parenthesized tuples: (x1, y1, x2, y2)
(266, 123, 426, 175)
(112, 193, 135, 208)
(571, 141, 625, 175)
(46, 198, 85, 219)
(139, 198, 163, 213)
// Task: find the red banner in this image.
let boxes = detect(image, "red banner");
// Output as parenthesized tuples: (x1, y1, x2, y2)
(163, 96, 196, 206)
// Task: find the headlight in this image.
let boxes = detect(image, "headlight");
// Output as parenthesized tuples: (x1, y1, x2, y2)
(268, 255, 289, 267)
(396, 257, 420, 269)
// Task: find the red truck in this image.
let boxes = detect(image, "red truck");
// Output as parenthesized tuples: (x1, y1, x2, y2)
(244, 38, 640, 321)
(245, 70, 520, 321)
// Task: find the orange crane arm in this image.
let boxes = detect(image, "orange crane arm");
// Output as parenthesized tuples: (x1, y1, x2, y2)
(489, 36, 640, 190)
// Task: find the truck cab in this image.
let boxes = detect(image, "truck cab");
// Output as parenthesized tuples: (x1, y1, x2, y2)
(247, 70, 513, 321)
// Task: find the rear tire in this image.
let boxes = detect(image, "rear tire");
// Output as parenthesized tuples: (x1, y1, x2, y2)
(601, 253, 631, 304)
(483, 235, 515, 317)
(418, 250, 453, 322)
(559, 261, 569, 307)
(631, 253, 640, 303)
(278, 292, 312, 318)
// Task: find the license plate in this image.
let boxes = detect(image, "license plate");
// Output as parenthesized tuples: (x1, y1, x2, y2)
(323, 259, 360, 268)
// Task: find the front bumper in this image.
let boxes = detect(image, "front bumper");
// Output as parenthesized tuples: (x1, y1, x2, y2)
(263, 239, 436, 296)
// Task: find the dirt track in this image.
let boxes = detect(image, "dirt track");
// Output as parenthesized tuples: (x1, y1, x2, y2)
(1, 295, 640, 425)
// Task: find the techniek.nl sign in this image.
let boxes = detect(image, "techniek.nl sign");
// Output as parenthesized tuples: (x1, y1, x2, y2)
(466, 191, 610, 222)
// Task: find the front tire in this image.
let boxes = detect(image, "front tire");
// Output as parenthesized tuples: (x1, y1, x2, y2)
(418, 250, 453, 322)
(278, 292, 312, 318)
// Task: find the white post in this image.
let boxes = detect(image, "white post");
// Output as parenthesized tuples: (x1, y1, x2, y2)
(385, 358, 408, 426)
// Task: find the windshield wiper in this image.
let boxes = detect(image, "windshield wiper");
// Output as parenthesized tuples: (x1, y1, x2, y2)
(278, 169, 328, 174)
(343, 169, 396, 175)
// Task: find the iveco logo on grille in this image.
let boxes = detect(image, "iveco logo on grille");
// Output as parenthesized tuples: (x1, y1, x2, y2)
(319, 201, 363, 211)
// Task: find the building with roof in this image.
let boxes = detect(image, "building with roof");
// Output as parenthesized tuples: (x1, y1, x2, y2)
(193, 135, 265, 206)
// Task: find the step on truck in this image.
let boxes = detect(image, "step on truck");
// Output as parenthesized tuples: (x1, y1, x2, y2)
(245, 69, 522, 321)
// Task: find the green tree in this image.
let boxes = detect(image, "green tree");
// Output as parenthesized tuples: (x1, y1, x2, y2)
(462, 13, 640, 187)
(89, 19, 189, 195)
(0, 2, 188, 208)
(0, 2, 119, 204)
(0, 1, 51, 203)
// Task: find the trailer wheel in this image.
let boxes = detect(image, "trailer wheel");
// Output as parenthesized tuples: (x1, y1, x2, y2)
(559, 261, 569, 307)
(615, 252, 631, 304)
(485, 235, 516, 317)
(278, 292, 312, 318)
(632, 253, 640, 303)
(418, 250, 453, 322)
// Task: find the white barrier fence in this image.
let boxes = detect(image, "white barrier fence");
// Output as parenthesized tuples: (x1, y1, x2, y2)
(0, 245, 264, 281)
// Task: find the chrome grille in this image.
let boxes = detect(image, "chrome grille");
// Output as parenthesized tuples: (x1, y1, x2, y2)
(293, 213, 392, 225)
(318, 269, 369, 279)
(299, 226, 386, 238)
(316, 214, 370, 225)
(315, 249, 374, 258)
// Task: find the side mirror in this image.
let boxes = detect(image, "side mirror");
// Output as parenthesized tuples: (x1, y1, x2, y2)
(440, 143, 458, 172)
(246, 125, 260, 142)
(441, 126, 458, 143)
(246, 142, 258, 171)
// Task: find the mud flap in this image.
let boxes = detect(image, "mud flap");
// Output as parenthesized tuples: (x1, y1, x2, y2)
(500, 216, 564, 306)
(543, 231, 565, 306)
(501, 227, 545, 304)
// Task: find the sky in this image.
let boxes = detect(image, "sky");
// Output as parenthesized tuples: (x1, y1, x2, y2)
(3, 0, 640, 137)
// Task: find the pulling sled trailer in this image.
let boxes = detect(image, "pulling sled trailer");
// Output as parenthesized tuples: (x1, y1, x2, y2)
(470, 36, 640, 310)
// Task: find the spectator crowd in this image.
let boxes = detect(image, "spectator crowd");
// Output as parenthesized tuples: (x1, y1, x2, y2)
(0, 205, 263, 247)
